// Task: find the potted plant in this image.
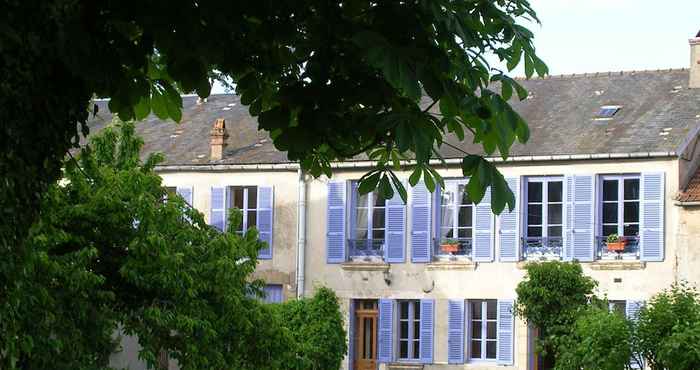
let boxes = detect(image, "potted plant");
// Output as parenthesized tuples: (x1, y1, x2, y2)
(440, 238, 460, 254)
(606, 234, 627, 252)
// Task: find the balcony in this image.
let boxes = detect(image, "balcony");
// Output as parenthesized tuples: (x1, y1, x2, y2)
(348, 238, 385, 262)
(521, 236, 563, 261)
(433, 238, 472, 261)
(596, 236, 640, 260)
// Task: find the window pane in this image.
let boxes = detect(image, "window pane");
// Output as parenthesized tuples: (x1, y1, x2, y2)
(486, 341, 497, 359)
(400, 341, 408, 359)
(440, 189, 454, 206)
(624, 224, 639, 237)
(527, 226, 542, 237)
(528, 204, 542, 225)
(624, 202, 639, 223)
(603, 180, 618, 201)
(374, 193, 386, 207)
(457, 228, 472, 238)
(400, 302, 409, 319)
(373, 208, 385, 228)
(413, 321, 420, 340)
(355, 209, 368, 230)
(247, 210, 257, 229)
(471, 301, 482, 318)
(458, 185, 471, 205)
(548, 226, 562, 237)
(356, 192, 369, 207)
(548, 181, 563, 203)
(441, 228, 454, 239)
(372, 229, 385, 240)
(603, 203, 618, 223)
(355, 229, 368, 240)
(603, 225, 618, 236)
(400, 322, 409, 339)
(487, 322, 497, 339)
(414, 302, 420, 319)
(458, 206, 473, 227)
(440, 206, 454, 231)
(624, 179, 640, 200)
(413, 341, 420, 359)
(232, 187, 244, 209)
(487, 301, 497, 320)
(471, 321, 482, 340)
(471, 340, 482, 358)
(548, 204, 563, 225)
(528, 182, 543, 203)
(247, 186, 257, 208)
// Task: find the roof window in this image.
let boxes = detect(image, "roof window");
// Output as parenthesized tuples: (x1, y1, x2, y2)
(595, 105, 621, 120)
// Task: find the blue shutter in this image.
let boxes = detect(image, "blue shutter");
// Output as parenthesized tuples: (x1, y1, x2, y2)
(572, 175, 594, 262)
(176, 186, 193, 205)
(385, 184, 406, 263)
(641, 172, 664, 261)
(473, 187, 494, 262)
(411, 181, 432, 263)
(563, 175, 574, 261)
(210, 187, 226, 231)
(378, 299, 394, 363)
(499, 177, 520, 261)
(419, 299, 434, 364)
(626, 300, 645, 369)
(347, 299, 356, 369)
(257, 186, 274, 259)
(497, 300, 515, 365)
(326, 181, 347, 263)
(447, 300, 465, 364)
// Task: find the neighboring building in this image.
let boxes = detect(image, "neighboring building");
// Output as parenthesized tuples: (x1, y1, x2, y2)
(104, 33, 700, 370)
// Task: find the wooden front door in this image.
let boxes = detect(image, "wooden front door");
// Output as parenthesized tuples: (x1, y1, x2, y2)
(354, 300, 378, 370)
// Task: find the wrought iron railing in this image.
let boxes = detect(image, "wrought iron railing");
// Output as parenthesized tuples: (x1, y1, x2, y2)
(433, 238, 473, 260)
(348, 238, 385, 260)
(521, 236, 563, 260)
(596, 235, 640, 260)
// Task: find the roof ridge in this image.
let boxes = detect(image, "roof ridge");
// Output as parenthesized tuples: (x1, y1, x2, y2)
(512, 67, 688, 81)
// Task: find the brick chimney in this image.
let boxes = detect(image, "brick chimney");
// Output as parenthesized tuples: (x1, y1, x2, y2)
(210, 118, 228, 161)
(690, 30, 700, 88)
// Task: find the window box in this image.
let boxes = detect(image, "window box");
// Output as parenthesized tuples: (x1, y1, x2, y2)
(433, 237, 472, 261)
(596, 235, 639, 260)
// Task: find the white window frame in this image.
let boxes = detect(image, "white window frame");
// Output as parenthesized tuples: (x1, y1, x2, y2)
(524, 176, 564, 239)
(397, 300, 421, 361)
(468, 299, 498, 362)
(436, 180, 476, 241)
(598, 174, 641, 238)
(351, 184, 386, 242)
(229, 185, 259, 233)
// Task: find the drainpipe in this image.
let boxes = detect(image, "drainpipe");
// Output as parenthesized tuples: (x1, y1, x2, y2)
(296, 169, 307, 298)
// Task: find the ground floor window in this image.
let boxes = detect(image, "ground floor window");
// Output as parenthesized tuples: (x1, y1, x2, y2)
(470, 299, 497, 360)
(398, 300, 421, 360)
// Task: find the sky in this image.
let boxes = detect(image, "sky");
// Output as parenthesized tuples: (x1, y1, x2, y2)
(510, 0, 700, 76)
(212, 0, 700, 93)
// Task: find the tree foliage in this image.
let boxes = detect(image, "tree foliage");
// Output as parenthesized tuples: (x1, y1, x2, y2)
(0, 120, 345, 370)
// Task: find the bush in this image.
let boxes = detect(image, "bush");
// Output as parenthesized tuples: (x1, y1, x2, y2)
(270, 287, 347, 370)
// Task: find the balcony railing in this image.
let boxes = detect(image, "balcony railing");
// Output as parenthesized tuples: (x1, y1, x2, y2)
(348, 238, 385, 261)
(522, 236, 563, 260)
(433, 238, 473, 260)
(596, 236, 640, 260)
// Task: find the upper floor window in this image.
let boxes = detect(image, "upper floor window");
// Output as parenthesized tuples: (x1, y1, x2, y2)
(598, 175, 640, 258)
(470, 300, 497, 361)
(349, 185, 388, 259)
(229, 186, 258, 234)
(523, 177, 563, 259)
(436, 181, 474, 258)
(398, 300, 421, 360)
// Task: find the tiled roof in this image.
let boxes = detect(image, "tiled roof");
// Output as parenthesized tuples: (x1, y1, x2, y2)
(677, 168, 700, 202)
(86, 68, 700, 166)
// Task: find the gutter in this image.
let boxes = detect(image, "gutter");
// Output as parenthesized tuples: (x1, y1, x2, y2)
(295, 169, 307, 298)
(674, 201, 700, 207)
(154, 151, 677, 173)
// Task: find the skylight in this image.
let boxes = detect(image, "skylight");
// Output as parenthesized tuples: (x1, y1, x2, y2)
(595, 105, 622, 119)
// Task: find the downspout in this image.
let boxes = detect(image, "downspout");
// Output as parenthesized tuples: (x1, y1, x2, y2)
(296, 169, 307, 298)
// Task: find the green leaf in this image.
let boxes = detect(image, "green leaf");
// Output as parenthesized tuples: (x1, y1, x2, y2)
(134, 96, 151, 120)
(506, 40, 523, 71)
(533, 55, 549, 77)
(524, 54, 534, 79)
(151, 89, 169, 120)
(358, 171, 381, 195)
(423, 168, 435, 192)
(409, 167, 422, 187)
(378, 174, 394, 199)
(388, 171, 407, 204)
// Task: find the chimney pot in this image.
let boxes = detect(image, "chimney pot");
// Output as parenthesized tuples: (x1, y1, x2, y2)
(690, 30, 700, 88)
(210, 118, 228, 160)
